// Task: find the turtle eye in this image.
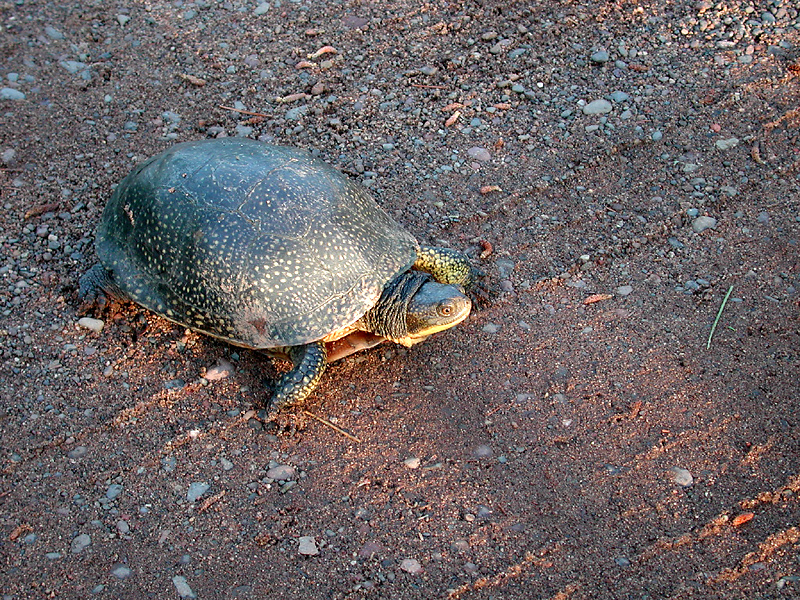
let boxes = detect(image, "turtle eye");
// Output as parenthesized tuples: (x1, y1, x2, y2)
(438, 303, 453, 317)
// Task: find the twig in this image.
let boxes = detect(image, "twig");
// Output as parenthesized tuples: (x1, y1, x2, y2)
(302, 410, 360, 442)
(410, 83, 448, 90)
(218, 105, 272, 118)
(707, 285, 734, 350)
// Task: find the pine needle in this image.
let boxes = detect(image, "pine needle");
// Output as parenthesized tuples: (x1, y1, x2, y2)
(707, 285, 734, 350)
(303, 410, 360, 442)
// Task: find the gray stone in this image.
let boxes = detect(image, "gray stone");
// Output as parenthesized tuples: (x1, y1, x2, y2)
(692, 216, 718, 233)
(45, 26, 65, 40)
(298, 536, 319, 556)
(254, 2, 270, 15)
(466, 147, 491, 162)
(70, 533, 91, 554)
(616, 285, 633, 296)
(608, 91, 629, 103)
(106, 483, 123, 500)
(715, 137, 739, 150)
(591, 50, 610, 63)
(111, 565, 132, 579)
(0, 88, 25, 101)
(582, 99, 613, 114)
(266, 465, 296, 481)
(172, 576, 197, 599)
(186, 482, 210, 502)
(672, 467, 693, 487)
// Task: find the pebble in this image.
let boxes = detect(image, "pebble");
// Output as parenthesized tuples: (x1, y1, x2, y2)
(672, 467, 693, 487)
(111, 565, 132, 579)
(466, 147, 491, 162)
(46, 552, 62, 560)
(298, 536, 319, 556)
(651, 130, 663, 142)
(254, 2, 270, 15)
(266, 464, 295, 481)
(358, 540, 382, 558)
(0, 88, 26, 101)
(590, 50, 610, 63)
(220, 457, 234, 471)
(399, 558, 423, 574)
(116, 520, 130, 534)
(172, 576, 197, 599)
(715, 137, 739, 150)
(473, 444, 493, 458)
(616, 285, 633, 296)
(482, 323, 500, 334)
(106, 483, 123, 500)
(78, 317, 104, 333)
(403, 457, 421, 469)
(205, 358, 234, 381)
(70, 533, 91, 554)
(186, 482, 210, 502)
(582, 99, 613, 114)
(116, 14, 130, 26)
(608, 91, 629, 103)
(67, 446, 88, 459)
(692, 216, 717, 233)
(45, 26, 65, 40)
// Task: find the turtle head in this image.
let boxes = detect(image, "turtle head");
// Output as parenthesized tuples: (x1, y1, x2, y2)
(363, 272, 471, 347)
(398, 281, 471, 346)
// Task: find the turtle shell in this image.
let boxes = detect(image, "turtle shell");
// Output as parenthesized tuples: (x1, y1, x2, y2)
(96, 138, 418, 348)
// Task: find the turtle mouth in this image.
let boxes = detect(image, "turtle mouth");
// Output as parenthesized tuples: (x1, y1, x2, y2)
(394, 300, 472, 347)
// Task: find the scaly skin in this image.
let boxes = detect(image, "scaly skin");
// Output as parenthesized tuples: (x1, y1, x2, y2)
(414, 245, 478, 289)
(270, 341, 328, 413)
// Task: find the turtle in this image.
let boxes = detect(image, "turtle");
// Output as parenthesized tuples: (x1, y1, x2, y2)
(80, 138, 479, 416)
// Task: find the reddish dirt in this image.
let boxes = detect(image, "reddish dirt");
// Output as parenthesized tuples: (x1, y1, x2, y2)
(1, 1, 799, 599)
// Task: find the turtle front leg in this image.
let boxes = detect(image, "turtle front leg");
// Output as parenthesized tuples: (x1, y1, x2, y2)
(415, 245, 486, 297)
(269, 341, 328, 415)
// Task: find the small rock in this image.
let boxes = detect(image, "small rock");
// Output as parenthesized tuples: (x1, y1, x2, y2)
(116, 14, 130, 26)
(672, 467, 693, 487)
(590, 50, 610, 63)
(220, 457, 234, 471)
(70, 533, 91, 554)
(403, 457, 421, 469)
(608, 91, 629, 103)
(1, 148, 16, 166)
(44, 26, 65, 40)
(0, 88, 26, 101)
(111, 565, 132, 579)
(46, 552, 62, 560)
(692, 216, 717, 233)
(715, 137, 739, 150)
(473, 444, 493, 459)
(116, 520, 130, 534)
(67, 446, 88, 459)
(298, 536, 319, 556)
(172, 576, 197, 599)
(254, 2, 270, 15)
(582, 99, 613, 114)
(266, 464, 296, 481)
(205, 358, 234, 381)
(186, 482, 210, 502)
(399, 558, 423, 574)
(78, 317, 104, 333)
(358, 540, 382, 558)
(616, 285, 633, 296)
(651, 130, 663, 141)
(482, 322, 500, 334)
(466, 147, 491, 162)
(106, 483, 123, 500)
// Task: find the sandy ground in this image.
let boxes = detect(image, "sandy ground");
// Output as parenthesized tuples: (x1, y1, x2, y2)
(1, 0, 799, 598)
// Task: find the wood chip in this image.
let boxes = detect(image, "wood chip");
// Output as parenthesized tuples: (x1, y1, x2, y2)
(24, 202, 59, 219)
(304, 28, 325, 36)
(493, 103, 512, 110)
(445, 110, 461, 127)
(442, 102, 465, 112)
(732, 512, 754, 527)
(9, 523, 32, 541)
(480, 185, 502, 195)
(583, 294, 613, 305)
(295, 61, 317, 70)
(178, 73, 206, 87)
(629, 63, 649, 72)
(275, 93, 310, 104)
(308, 46, 337, 60)
(478, 239, 493, 259)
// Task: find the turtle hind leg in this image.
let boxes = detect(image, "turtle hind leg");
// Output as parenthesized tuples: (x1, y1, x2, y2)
(78, 263, 129, 314)
(268, 341, 328, 417)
